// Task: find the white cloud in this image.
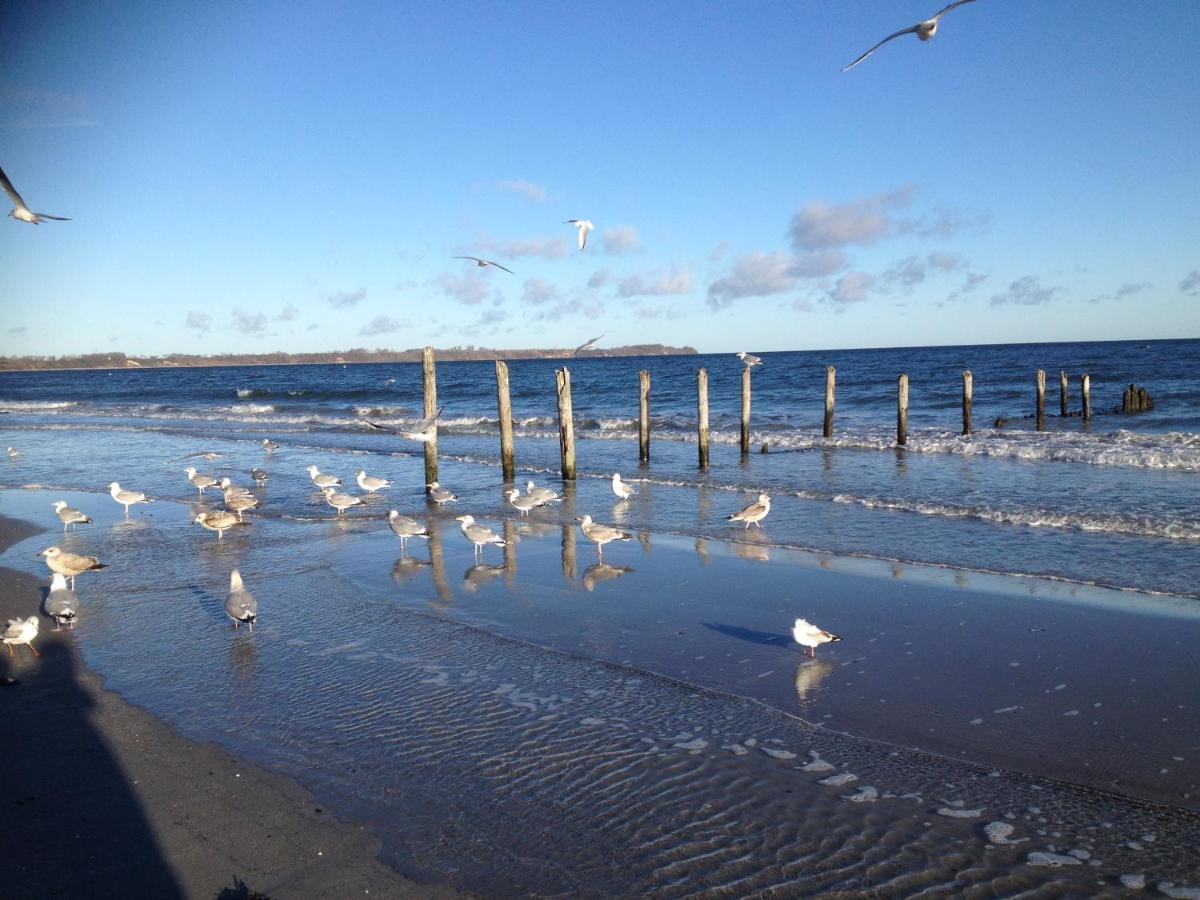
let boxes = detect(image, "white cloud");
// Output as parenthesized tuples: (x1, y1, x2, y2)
(326, 287, 367, 308)
(708, 251, 798, 308)
(359, 315, 405, 336)
(829, 272, 876, 304)
(990, 275, 1061, 307)
(496, 178, 547, 202)
(521, 277, 561, 305)
(602, 225, 641, 255)
(1178, 270, 1199, 295)
(230, 308, 268, 335)
(478, 235, 569, 260)
(617, 269, 692, 298)
(439, 275, 490, 305)
(185, 310, 212, 333)
(588, 269, 612, 288)
(789, 186, 914, 250)
(275, 303, 300, 322)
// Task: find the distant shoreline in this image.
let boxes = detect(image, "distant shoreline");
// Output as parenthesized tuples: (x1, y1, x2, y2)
(0, 344, 698, 372)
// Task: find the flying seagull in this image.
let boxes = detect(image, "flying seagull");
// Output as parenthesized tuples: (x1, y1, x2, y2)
(363, 407, 444, 442)
(842, 0, 977, 72)
(793, 618, 842, 658)
(454, 256, 513, 274)
(565, 219, 594, 251)
(573, 334, 604, 356)
(1, 165, 70, 225)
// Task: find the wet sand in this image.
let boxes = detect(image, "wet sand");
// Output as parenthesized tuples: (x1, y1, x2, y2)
(0, 513, 461, 898)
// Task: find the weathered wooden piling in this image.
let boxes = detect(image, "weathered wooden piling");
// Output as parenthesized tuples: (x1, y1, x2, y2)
(495, 360, 515, 481)
(823, 366, 836, 438)
(962, 369, 973, 436)
(1081, 373, 1092, 420)
(697, 368, 710, 469)
(897, 373, 909, 447)
(1036, 369, 1046, 431)
(555, 367, 576, 479)
(422, 346, 438, 484)
(1059, 371, 1069, 417)
(740, 367, 752, 455)
(638, 370, 650, 462)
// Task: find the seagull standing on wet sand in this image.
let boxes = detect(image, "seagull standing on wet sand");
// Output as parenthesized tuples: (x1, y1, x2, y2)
(306, 465, 341, 489)
(793, 618, 842, 658)
(842, 0, 977, 71)
(356, 470, 391, 493)
(737, 351, 763, 368)
(427, 481, 459, 506)
(525, 481, 561, 504)
(1, 165, 70, 225)
(456, 515, 506, 558)
(194, 509, 241, 538)
(611, 472, 636, 501)
(454, 256, 514, 274)
(109, 482, 151, 517)
(223, 490, 260, 521)
(322, 486, 363, 516)
(506, 489, 547, 516)
(565, 219, 594, 251)
(226, 569, 258, 630)
(44, 574, 79, 630)
(185, 466, 219, 494)
(51, 500, 92, 532)
(3, 617, 40, 657)
(726, 493, 771, 529)
(40, 546, 106, 589)
(388, 510, 430, 552)
(577, 515, 632, 560)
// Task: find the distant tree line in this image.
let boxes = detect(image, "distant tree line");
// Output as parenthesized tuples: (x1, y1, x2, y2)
(0, 344, 697, 371)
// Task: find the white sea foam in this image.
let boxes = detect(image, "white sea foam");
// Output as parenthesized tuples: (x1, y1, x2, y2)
(0, 400, 78, 411)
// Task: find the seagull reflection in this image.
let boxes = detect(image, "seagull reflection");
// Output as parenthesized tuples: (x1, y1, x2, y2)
(637, 531, 652, 553)
(582, 562, 633, 592)
(392, 555, 431, 585)
(229, 633, 259, 681)
(733, 541, 770, 562)
(794, 659, 835, 701)
(694, 537, 711, 565)
(463, 563, 506, 592)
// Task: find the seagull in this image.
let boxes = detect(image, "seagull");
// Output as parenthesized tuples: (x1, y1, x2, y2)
(426, 481, 459, 506)
(226, 569, 257, 631)
(194, 509, 241, 538)
(364, 408, 444, 442)
(1, 165, 70, 225)
(525, 480, 561, 504)
(219, 477, 254, 499)
(3, 616, 40, 658)
(356, 470, 391, 493)
(51, 500, 92, 532)
(388, 510, 431, 552)
(322, 486, 362, 516)
(224, 491, 260, 521)
(577, 515, 631, 560)
(250, 467, 269, 484)
(842, 0, 977, 72)
(456, 514, 506, 558)
(573, 334, 604, 356)
(736, 351, 763, 368)
(185, 466, 219, 494)
(39, 546, 106, 589)
(506, 488, 547, 516)
(726, 492, 771, 529)
(44, 573, 79, 630)
(6, 446, 18, 458)
(793, 618, 842, 658)
(454, 256, 514, 274)
(262, 438, 280, 452)
(611, 472, 636, 501)
(109, 481, 150, 517)
(306, 465, 342, 489)
(565, 219, 594, 251)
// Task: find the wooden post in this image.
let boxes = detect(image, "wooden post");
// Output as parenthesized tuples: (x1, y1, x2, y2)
(823, 366, 836, 438)
(897, 374, 909, 447)
(1036, 369, 1046, 431)
(1081, 373, 1091, 421)
(740, 366, 751, 455)
(495, 360, 515, 482)
(1059, 371, 1069, 417)
(697, 368, 710, 469)
(962, 369, 973, 436)
(422, 346, 438, 484)
(555, 367, 576, 480)
(638, 370, 650, 462)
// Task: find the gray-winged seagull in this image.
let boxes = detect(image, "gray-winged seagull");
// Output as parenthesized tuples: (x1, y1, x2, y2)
(1, 165, 70, 225)
(842, 0, 977, 71)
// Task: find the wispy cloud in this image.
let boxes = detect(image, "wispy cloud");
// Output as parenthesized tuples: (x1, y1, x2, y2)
(916, 205, 991, 239)
(828, 271, 876, 305)
(185, 310, 212, 333)
(275, 303, 300, 322)
(617, 269, 692, 298)
(0, 88, 96, 129)
(325, 287, 367, 308)
(789, 186, 914, 250)
(8, 326, 27, 337)
(880, 251, 963, 292)
(521, 277, 561, 305)
(496, 179, 547, 202)
(588, 269, 612, 289)
(990, 275, 1061, 307)
(602, 225, 641, 255)
(477, 235, 569, 260)
(1179, 270, 1200, 295)
(944, 271, 988, 304)
(230, 308, 268, 335)
(1116, 282, 1150, 299)
(359, 315, 405, 336)
(708, 251, 799, 308)
(439, 275, 490, 305)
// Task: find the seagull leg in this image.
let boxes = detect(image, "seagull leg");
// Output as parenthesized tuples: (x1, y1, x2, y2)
(6, 644, 12, 656)
(29, 642, 40, 658)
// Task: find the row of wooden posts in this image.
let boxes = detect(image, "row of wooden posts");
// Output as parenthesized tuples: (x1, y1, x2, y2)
(414, 348, 1093, 484)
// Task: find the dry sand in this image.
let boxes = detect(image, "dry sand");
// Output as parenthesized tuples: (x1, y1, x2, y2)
(0, 514, 463, 899)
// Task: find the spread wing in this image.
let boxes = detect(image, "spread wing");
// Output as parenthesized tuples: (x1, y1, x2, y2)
(933, 0, 976, 21)
(841, 23, 919, 71)
(0, 165, 29, 210)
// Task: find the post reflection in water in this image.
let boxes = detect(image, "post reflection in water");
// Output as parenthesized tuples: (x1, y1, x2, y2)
(503, 520, 517, 587)
(794, 659, 835, 705)
(561, 522, 577, 582)
(694, 537, 711, 565)
(582, 562, 633, 592)
(637, 531, 652, 554)
(697, 482, 712, 523)
(426, 524, 453, 605)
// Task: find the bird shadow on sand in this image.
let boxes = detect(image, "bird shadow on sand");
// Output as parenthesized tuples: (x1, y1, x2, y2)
(701, 621, 791, 646)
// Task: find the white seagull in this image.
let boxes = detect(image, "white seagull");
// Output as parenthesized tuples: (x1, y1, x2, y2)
(306, 465, 342, 489)
(219, 477, 254, 499)
(322, 486, 363, 516)
(356, 470, 391, 493)
(224, 490, 260, 521)
(364, 407, 443, 442)
(388, 510, 431, 552)
(250, 467, 269, 484)
(506, 488, 547, 516)
(726, 492, 771, 529)
(573, 334, 604, 356)
(3, 616, 40, 658)
(185, 466, 219, 494)
(577, 515, 632, 560)
(39, 546, 106, 589)
(525, 480, 561, 504)
(793, 618, 842, 658)
(226, 569, 258, 631)
(194, 509, 241, 538)
(456, 514, 506, 558)
(736, 351, 763, 368)
(51, 500, 92, 532)
(262, 438, 280, 452)
(454, 256, 514, 274)
(1, 165, 70, 225)
(6, 446, 18, 458)
(565, 219, 594, 251)
(44, 573, 79, 630)
(109, 481, 151, 517)
(611, 472, 637, 501)
(427, 481, 459, 506)
(842, 0, 977, 72)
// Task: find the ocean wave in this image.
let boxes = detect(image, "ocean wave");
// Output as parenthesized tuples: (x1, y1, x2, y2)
(0, 400, 79, 411)
(228, 403, 276, 414)
(235, 388, 272, 399)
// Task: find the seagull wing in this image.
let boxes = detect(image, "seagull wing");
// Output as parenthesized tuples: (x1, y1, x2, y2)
(487, 260, 514, 274)
(453, 256, 483, 263)
(410, 406, 444, 433)
(34, 213, 70, 220)
(932, 0, 976, 21)
(841, 23, 919, 71)
(0, 166, 29, 210)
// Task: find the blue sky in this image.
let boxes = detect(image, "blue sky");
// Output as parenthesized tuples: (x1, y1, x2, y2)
(1, 0, 1197, 356)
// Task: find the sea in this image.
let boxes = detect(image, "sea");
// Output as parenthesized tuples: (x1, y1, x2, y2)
(3, 337, 1200, 895)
